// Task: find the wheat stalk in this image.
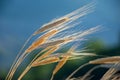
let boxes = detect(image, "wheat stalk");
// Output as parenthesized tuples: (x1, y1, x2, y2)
(6, 2, 98, 80)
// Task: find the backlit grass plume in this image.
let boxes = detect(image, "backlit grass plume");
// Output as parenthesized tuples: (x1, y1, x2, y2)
(5, 2, 111, 80)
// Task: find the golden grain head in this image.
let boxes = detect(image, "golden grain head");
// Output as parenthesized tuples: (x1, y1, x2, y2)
(33, 17, 69, 35)
(32, 56, 60, 67)
(25, 30, 58, 53)
(41, 29, 58, 39)
(89, 56, 120, 64)
(34, 45, 59, 63)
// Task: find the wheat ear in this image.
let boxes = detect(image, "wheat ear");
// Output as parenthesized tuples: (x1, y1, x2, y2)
(7, 30, 58, 80)
(89, 56, 120, 64)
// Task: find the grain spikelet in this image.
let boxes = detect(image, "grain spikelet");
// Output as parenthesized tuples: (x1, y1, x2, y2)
(33, 17, 69, 35)
(40, 29, 58, 39)
(51, 56, 69, 80)
(32, 53, 86, 67)
(32, 56, 60, 67)
(39, 37, 73, 48)
(89, 56, 120, 64)
(32, 53, 96, 67)
(33, 2, 95, 35)
(53, 56, 69, 75)
(34, 45, 59, 63)
(51, 26, 100, 44)
(32, 51, 96, 67)
(25, 29, 58, 53)
(25, 38, 46, 53)
(51, 44, 78, 80)
(40, 46, 53, 53)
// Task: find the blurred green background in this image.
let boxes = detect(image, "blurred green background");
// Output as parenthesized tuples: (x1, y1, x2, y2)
(0, 0, 120, 80)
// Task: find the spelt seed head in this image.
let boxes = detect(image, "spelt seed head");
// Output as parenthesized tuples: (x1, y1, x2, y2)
(89, 56, 120, 64)
(33, 17, 69, 35)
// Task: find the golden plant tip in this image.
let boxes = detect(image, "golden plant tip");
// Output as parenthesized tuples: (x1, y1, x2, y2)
(25, 29, 58, 53)
(25, 38, 46, 53)
(89, 56, 120, 64)
(39, 37, 72, 48)
(40, 46, 53, 53)
(41, 29, 58, 39)
(32, 57, 60, 67)
(53, 56, 69, 75)
(54, 60, 66, 72)
(33, 17, 69, 35)
(34, 45, 59, 63)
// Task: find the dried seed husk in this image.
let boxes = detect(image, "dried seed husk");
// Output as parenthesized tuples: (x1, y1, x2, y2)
(33, 17, 69, 35)
(89, 56, 120, 64)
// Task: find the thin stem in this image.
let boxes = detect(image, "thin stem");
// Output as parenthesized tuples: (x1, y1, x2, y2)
(81, 66, 100, 80)
(18, 66, 31, 80)
(66, 63, 89, 80)
(6, 35, 33, 80)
